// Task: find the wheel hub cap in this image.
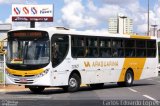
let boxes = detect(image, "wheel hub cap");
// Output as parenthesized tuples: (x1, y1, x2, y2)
(69, 78, 77, 87)
(127, 73, 132, 84)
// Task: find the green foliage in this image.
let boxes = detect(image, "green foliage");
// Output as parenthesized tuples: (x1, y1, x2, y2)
(0, 71, 3, 83)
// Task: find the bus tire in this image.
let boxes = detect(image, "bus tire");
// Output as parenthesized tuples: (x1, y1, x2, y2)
(29, 86, 45, 93)
(62, 86, 68, 92)
(67, 74, 80, 92)
(117, 82, 125, 87)
(124, 70, 134, 87)
(90, 83, 104, 89)
(117, 70, 134, 87)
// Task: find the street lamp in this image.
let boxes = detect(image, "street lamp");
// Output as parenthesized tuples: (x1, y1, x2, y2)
(120, 16, 127, 34)
(147, 0, 150, 36)
(151, 24, 158, 37)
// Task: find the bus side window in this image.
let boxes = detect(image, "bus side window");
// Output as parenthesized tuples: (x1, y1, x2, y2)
(112, 39, 124, 57)
(147, 40, 156, 57)
(51, 35, 69, 67)
(71, 36, 85, 58)
(101, 49, 111, 58)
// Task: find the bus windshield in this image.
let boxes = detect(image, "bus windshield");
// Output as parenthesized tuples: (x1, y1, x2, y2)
(7, 40, 50, 65)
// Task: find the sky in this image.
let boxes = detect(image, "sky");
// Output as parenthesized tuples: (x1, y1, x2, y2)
(0, 0, 160, 35)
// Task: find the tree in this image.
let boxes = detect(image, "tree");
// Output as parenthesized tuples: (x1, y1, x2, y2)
(0, 41, 5, 54)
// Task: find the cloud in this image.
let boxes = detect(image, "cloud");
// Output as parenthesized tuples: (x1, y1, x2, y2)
(101, 0, 138, 5)
(0, 0, 26, 4)
(1, 0, 159, 35)
(61, 0, 132, 30)
(61, 0, 98, 29)
(153, 0, 160, 25)
(60, 0, 160, 34)
(0, 0, 37, 4)
(5, 15, 12, 23)
(137, 24, 147, 34)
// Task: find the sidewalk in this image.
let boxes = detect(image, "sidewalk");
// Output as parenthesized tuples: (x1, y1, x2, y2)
(0, 85, 27, 92)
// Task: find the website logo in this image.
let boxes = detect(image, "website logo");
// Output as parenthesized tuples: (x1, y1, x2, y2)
(14, 7, 21, 15)
(40, 8, 52, 14)
(23, 7, 29, 14)
(31, 7, 37, 14)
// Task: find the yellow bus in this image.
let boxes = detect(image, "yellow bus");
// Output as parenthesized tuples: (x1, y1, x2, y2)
(5, 27, 158, 93)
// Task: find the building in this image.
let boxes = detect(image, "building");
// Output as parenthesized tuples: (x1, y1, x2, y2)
(108, 15, 133, 34)
(0, 24, 11, 40)
(157, 29, 160, 38)
(0, 24, 12, 51)
(108, 18, 118, 34)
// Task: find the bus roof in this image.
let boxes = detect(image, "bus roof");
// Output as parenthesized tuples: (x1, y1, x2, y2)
(8, 27, 156, 40)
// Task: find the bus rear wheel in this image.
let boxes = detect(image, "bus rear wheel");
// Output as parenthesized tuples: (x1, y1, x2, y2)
(90, 83, 104, 89)
(29, 86, 45, 93)
(125, 70, 134, 87)
(117, 70, 134, 87)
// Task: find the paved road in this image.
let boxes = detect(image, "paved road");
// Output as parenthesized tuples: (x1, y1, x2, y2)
(0, 76, 160, 106)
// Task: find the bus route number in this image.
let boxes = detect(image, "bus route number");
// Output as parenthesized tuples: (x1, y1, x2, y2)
(72, 65, 79, 69)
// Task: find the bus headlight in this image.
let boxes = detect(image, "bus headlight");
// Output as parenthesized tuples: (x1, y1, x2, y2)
(35, 68, 50, 78)
(5, 68, 13, 77)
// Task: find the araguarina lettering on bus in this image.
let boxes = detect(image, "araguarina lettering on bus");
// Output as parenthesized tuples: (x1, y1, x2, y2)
(84, 61, 119, 68)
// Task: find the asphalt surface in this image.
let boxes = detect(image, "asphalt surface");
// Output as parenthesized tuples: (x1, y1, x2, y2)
(0, 76, 160, 106)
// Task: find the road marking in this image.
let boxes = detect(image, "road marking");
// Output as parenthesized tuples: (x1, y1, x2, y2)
(143, 95, 160, 104)
(143, 95, 156, 101)
(128, 88, 138, 93)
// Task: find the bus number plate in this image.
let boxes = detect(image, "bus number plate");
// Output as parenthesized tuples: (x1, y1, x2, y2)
(20, 78, 27, 82)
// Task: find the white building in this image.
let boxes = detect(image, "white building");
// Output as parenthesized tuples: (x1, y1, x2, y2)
(108, 15, 133, 34)
(0, 24, 12, 50)
(0, 24, 11, 40)
(108, 18, 118, 34)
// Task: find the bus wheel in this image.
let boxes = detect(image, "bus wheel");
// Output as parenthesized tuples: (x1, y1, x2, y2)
(67, 74, 80, 92)
(90, 83, 104, 89)
(117, 82, 125, 87)
(117, 70, 134, 87)
(124, 70, 134, 87)
(62, 86, 68, 92)
(29, 86, 45, 93)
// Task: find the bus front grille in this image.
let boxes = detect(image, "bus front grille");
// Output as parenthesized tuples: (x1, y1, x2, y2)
(14, 79, 34, 84)
(12, 74, 35, 77)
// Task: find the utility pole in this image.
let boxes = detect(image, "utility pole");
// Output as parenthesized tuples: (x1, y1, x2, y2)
(147, 0, 150, 36)
(30, 21, 35, 28)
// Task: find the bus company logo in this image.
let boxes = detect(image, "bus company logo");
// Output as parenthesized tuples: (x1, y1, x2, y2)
(84, 61, 119, 68)
(23, 7, 29, 14)
(31, 7, 37, 15)
(40, 8, 52, 14)
(14, 7, 21, 15)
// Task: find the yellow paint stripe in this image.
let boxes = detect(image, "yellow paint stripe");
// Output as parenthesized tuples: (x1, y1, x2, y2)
(130, 35, 151, 39)
(118, 58, 146, 82)
(6, 68, 44, 77)
(80, 84, 87, 87)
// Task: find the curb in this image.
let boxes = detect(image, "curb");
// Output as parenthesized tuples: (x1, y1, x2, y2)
(0, 89, 5, 92)
(0, 84, 88, 93)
